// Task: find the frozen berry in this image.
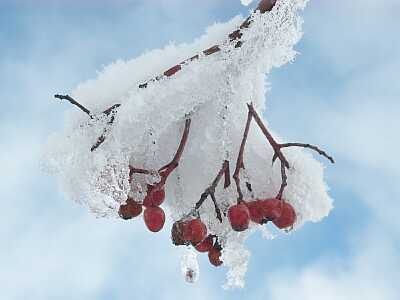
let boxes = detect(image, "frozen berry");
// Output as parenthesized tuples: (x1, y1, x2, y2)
(246, 200, 265, 224)
(143, 184, 165, 207)
(144, 206, 165, 232)
(195, 235, 214, 252)
(273, 201, 296, 229)
(185, 219, 207, 245)
(208, 245, 223, 267)
(228, 203, 250, 231)
(118, 197, 142, 220)
(260, 198, 282, 221)
(171, 220, 189, 245)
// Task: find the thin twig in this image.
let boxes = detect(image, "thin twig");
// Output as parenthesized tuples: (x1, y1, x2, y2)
(280, 143, 335, 164)
(246, 103, 334, 199)
(91, 107, 120, 152)
(54, 94, 92, 117)
(195, 160, 230, 222)
(129, 118, 192, 186)
(233, 108, 253, 203)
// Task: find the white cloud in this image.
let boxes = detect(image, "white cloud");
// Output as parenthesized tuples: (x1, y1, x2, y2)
(262, 230, 399, 300)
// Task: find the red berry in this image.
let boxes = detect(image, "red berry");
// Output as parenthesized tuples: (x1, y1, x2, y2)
(143, 206, 165, 232)
(118, 198, 142, 220)
(260, 198, 282, 221)
(273, 201, 296, 229)
(185, 219, 207, 245)
(208, 246, 223, 267)
(228, 203, 250, 232)
(143, 184, 165, 207)
(246, 200, 265, 224)
(195, 235, 214, 252)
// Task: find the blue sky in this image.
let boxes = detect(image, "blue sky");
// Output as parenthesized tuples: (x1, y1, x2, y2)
(1, 0, 399, 299)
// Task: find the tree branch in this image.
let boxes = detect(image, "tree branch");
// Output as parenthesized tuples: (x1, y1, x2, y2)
(54, 0, 277, 151)
(138, 0, 277, 89)
(54, 94, 92, 117)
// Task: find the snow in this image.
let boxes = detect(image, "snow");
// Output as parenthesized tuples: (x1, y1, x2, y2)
(45, 0, 331, 288)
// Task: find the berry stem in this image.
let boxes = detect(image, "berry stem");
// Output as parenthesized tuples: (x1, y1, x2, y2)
(158, 118, 192, 185)
(195, 160, 231, 222)
(129, 118, 192, 187)
(233, 108, 252, 203)
(246, 103, 334, 199)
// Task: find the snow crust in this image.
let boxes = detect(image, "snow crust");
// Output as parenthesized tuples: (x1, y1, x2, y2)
(45, 0, 330, 288)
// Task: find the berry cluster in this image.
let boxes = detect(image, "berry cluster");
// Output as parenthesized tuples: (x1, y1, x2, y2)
(54, 93, 333, 271)
(113, 103, 332, 271)
(229, 198, 296, 232)
(172, 219, 223, 267)
(118, 184, 167, 232)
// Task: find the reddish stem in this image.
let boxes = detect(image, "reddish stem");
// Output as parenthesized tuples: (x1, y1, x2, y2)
(129, 118, 192, 187)
(246, 103, 334, 199)
(233, 108, 253, 203)
(195, 160, 231, 222)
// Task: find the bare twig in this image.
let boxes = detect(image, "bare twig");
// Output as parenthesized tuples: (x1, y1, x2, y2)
(54, 94, 92, 117)
(280, 143, 335, 164)
(233, 109, 253, 203)
(195, 160, 231, 222)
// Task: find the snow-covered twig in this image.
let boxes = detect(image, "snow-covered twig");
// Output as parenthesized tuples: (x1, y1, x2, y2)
(54, 0, 277, 151)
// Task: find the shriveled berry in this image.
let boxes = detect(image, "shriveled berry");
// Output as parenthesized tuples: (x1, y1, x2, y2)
(171, 220, 190, 245)
(246, 200, 265, 224)
(260, 198, 282, 221)
(186, 219, 207, 245)
(195, 235, 214, 252)
(143, 184, 165, 207)
(208, 246, 223, 267)
(228, 203, 250, 232)
(118, 198, 142, 220)
(273, 201, 296, 229)
(143, 206, 165, 232)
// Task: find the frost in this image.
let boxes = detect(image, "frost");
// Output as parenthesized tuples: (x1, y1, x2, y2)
(181, 248, 199, 283)
(45, 0, 332, 288)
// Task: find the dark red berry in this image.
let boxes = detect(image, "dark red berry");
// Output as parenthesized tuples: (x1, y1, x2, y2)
(171, 220, 190, 245)
(208, 246, 223, 267)
(273, 201, 296, 229)
(143, 206, 165, 232)
(195, 235, 214, 252)
(143, 184, 165, 207)
(246, 200, 265, 224)
(228, 203, 250, 232)
(260, 198, 282, 221)
(118, 197, 142, 220)
(185, 219, 207, 245)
